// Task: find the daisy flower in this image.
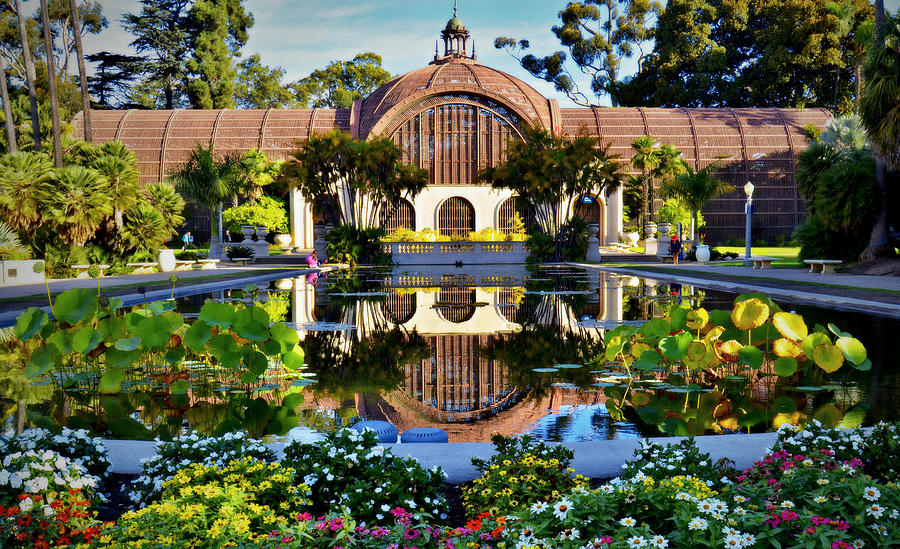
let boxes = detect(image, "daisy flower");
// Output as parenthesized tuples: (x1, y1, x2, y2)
(626, 536, 647, 547)
(553, 498, 573, 520)
(688, 517, 708, 530)
(620, 516, 637, 527)
(530, 501, 549, 514)
(863, 486, 881, 502)
(649, 534, 669, 548)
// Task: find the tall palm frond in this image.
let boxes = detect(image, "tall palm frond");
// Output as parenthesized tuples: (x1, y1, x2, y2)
(659, 164, 733, 239)
(47, 166, 112, 247)
(0, 220, 30, 259)
(91, 155, 141, 229)
(143, 182, 186, 237)
(0, 152, 54, 233)
(120, 202, 168, 260)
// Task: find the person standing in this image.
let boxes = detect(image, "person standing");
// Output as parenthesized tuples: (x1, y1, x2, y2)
(669, 233, 682, 265)
(181, 231, 191, 252)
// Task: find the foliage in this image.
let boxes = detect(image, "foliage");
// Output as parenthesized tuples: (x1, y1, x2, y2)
(325, 224, 389, 266)
(234, 149, 283, 204)
(495, 0, 661, 106)
(658, 164, 731, 238)
(282, 130, 427, 229)
(0, 488, 104, 548)
(382, 226, 448, 242)
(222, 195, 288, 233)
(142, 181, 186, 237)
(0, 427, 111, 481)
(525, 216, 589, 262)
(0, 448, 100, 509)
(47, 165, 113, 247)
(235, 54, 297, 109)
(794, 215, 866, 262)
(169, 143, 240, 241)
(292, 52, 393, 109)
(0, 220, 30, 259)
(621, 438, 735, 487)
(119, 202, 169, 260)
(655, 198, 704, 233)
(127, 431, 275, 508)
(860, 11, 900, 169)
(480, 124, 624, 260)
(464, 434, 587, 518)
(283, 428, 447, 524)
(225, 244, 254, 259)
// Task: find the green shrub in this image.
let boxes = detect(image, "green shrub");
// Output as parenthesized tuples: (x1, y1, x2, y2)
(325, 224, 389, 266)
(225, 245, 255, 260)
(222, 196, 288, 234)
(793, 216, 865, 262)
(656, 198, 704, 233)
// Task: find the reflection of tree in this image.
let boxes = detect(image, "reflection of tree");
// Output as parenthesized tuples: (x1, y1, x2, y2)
(302, 329, 430, 401)
(479, 325, 603, 402)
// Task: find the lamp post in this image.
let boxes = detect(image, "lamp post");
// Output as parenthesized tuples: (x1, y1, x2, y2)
(743, 181, 754, 266)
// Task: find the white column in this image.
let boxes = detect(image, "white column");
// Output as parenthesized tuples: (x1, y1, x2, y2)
(606, 187, 623, 246)
(289, 188, 315, 251)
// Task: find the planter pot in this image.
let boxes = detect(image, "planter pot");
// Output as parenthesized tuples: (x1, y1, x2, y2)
(157, 249, 176, 272)
(623, 231, 639, 246)
(695, 244, 711, 263)
(241, 225, 255, 239)
(273, 233, 293, 249)
(255, 226, 268, 240)
(657, 222, 672, 237)
(644, 223, 658, 238)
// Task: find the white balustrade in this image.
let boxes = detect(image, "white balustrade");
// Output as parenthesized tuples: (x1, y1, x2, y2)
(383, 240, 528, 264)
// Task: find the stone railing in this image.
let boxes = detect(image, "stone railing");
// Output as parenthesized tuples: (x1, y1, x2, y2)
(383, 240, 528, 265)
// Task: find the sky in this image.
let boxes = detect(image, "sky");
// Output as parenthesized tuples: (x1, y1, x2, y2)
(81, 0, 900, 109)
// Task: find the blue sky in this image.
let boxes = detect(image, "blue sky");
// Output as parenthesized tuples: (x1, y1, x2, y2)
(83, 0, 900, 109)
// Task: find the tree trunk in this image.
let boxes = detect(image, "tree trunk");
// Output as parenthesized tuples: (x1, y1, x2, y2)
(39, 0, 63, 168)
(13, 0, 42, 152)
(640, 170, 649, 236)
(855, 62, 862, 114)
(69, 0, 92, 143)
(0, 59, 16, 153)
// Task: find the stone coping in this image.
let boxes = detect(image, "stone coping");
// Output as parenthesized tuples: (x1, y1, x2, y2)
(105, 432, 778, 483)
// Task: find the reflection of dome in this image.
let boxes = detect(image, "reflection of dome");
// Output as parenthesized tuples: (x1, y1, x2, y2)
(359, 61, 553, 138)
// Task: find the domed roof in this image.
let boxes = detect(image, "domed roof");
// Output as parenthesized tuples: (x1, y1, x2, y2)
(445, 16, 465, 31)
(358, 59, 553, 138)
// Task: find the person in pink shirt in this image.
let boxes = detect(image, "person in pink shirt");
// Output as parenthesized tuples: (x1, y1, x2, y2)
(305, 250, 320, 268)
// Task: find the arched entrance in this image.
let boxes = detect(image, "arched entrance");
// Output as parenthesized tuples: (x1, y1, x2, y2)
(437, 196, 475, 237)
(380, 198, 415, 231)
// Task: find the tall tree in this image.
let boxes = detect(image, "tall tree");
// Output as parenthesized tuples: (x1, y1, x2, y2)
(859, 5, 898, 261)
(122, 0, 192, 109)
(495, 0, 661, 106)
(39, 0, 62, 167)
(234, 54, 295, 108)
(68, 0, 91, 141)
(291, 53, 392, 109)
(0, 58, 16, 153)
(659, 164, 733, 239)
(168, 143, 239, 244)
(13, 0, 41, 152)
(185, 0, 253, 109)
(84, 51, 143, 108)
(630, 135, 661, 233)
(47, 165, 112, 247)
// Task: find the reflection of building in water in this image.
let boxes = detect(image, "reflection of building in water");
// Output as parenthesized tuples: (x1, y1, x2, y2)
(282, 268, 624, 441)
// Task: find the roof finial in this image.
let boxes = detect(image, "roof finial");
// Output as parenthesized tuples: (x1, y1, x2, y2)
(453, 0, 458, 17)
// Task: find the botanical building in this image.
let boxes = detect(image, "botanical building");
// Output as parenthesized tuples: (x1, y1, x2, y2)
(73, 12, 831, 246)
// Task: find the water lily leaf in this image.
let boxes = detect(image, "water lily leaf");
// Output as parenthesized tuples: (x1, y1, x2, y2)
(686, 341, 708, 362)
(716, 340, 743, 362)
(738, 346, 764, 369)
(105, 347, 138, 368)
(184, 320, 213, 351)
(630, 391, 652, 406)
(14, 308, 48, 341)
(207, 334, 239, 365)
(800, 332, 832, 359)
(631, 342, 651, 359)
(25, 349, 53, 379)
(773, 338, 802, 358)
(114, 336, 141, 351)
(198, 301, 235, 328)
(133, 315, 172, 350)
(835, 337, 866, 366)
(233, 306, 270, 342)
(734, 293, 781, 314)
(669, 306, 689, 332)
(171, 380, 190, 394)
(148, 301, 177, 314)
(703, 325, 726, 342)
(685, 308, 709, 331)
(641, 318, 671, 339)
(659, 331, 693, 360)
(774, 357, 798, 377)
(97, 317, 125, 342)
(853, 358, 872, 372)
(282, 348, 305, 370)
(66, 326, 96, 355)
(47, 330, 72, 356)
(639, 349, 661, 365)
(53, 288, 96, 325)
(827, 323, 851, 338)
(98, 367, 126, 394)
(163, 311, 184, 331)
(813, 344, 844, 373)
(605, 335, 625, 361)
(773, 395, 797, 414)
(244, 349, 269, 376)
(731, 298, 769, 331)
(269, 322, 300, 354)
(772, 312, 808, 341)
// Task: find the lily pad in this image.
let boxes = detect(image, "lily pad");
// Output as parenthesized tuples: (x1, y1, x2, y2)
(533, 367, 559, 373)
(554, 363, 584, 369)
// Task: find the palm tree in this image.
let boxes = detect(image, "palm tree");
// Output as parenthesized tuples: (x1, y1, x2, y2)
(859, 7, 898, 260)
(90, 143, 141, 231)
(0, 220, 29, 259)
(68, 0, 92, 143)
(47, 165, 113, 247)
(236, 149, 281, 204)
(143, 182, 186, 237)
(0, 59, 16, 153)
(630, 136, 661, 235)
(0, 152, 54, 234)
(169, 143, 238, 246)
(659, 164, 734, 240)
(120, 202, 169, 260)
(38, 0, 62, 167)
(13, 0, 42, 152)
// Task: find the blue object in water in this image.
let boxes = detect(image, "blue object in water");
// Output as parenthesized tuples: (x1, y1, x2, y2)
(352, 420, 398, 443)
(400, 427, 449, 443)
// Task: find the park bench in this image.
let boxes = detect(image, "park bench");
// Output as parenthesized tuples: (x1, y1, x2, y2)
(747, 256, 780, 269)
(71, 264, 110, 278)
(803, 259, 843, 274)
(196, 259, 220, 269)
(126, 262, 157, 274)
(231, 257, 253, 266)
(174, 260, 196, 271)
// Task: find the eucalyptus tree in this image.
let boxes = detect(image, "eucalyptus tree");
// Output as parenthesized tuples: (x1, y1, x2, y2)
(630, 135, 661, 234)
(0, 59, 15, 153)
(658, 164, 733, 239)
(47, 165, 112, 247)
(69, 0, 92, 142)
(859, 8, 899, 261)
(479, 124, 625, 260)
(12, 0, 41, 151)
(168, 143, 238, 244)
(39, 0, 63, 167)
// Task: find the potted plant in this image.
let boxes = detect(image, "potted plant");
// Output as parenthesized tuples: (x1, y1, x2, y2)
(157, 247, 176, 272)
(695, 233, 710, 263)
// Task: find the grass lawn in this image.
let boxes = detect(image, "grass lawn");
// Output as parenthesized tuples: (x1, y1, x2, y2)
(711, 246, 801, 267)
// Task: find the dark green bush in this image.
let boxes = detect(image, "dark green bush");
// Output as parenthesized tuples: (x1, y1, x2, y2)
(325, 225, 389, 266)
(225, 245, 255, 260)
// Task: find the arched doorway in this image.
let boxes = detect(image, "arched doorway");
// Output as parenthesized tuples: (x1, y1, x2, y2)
(380, 198, 415, 232)
(438, 196, 475, 237)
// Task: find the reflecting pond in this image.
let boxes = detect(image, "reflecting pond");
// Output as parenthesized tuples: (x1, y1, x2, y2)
(1, 264, 897, 442)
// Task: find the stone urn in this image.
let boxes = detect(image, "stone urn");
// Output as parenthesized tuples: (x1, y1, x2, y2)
(157, 248, 176, 272)
(623, 231, 639, 246)
(657, 222, 672, 238)
(273, 233, 293, 249)
(255, 226, 268, 240)
(695, 244, 711, 263)
(644, 222, 658, 238)
(241, 225, 255, 241)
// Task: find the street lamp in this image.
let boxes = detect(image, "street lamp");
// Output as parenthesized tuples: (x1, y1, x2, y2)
(743, 181, 755, 266)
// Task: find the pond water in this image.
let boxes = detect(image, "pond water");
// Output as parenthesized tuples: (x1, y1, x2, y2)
(1, 265, 897, 442)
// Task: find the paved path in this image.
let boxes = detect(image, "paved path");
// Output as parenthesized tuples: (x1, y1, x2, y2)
(574, 261, 900, 318)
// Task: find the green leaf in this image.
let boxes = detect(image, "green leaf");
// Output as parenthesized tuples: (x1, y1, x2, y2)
(105, 348, 138, 368)
(738, 346, 764, 369)
(827, 323, 850, 338)
(244, 349, 269, 376)
(268, 322, 300, 354)
(800, 332, 832, 360)
(133, 315, 172, 350)
(605, 335, 625, 362)
(53, 288, 96, 325)
(208, 334, 240, 368)
(171, 379, 190, 394)
(772, 312, 808, 341)
(641, 318, 671, 339)
(14, 308, 48, 340)
(46, 330, 72, 356)
(813, 344, 844, 373)
(198, 301, 235, 328)
(773, 357, 798, 377)
(282, 348, 305, 370)
(184, 320, 213, 351)
(97, 317, 126, 342)
(835, 337, 866, 366)
(25, 349, 54, 379)
(658, 331, 692, 360)
(98, 367, 127, 394)
(114, 337, 141, 351)
(669, 306, 689, 332)
(233, 306, 270, 341)
(148, 301, 177, 314)
(72, 326, 102, 354)
(282, 392, 304, 410)
(773, 396, 797, 414)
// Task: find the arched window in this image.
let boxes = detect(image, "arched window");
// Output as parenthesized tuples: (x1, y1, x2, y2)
(438, 196, 475, 237)
(497, 196, 536, 233)
(380, 198, 415, 232)
(437, 287, 476, 323)
(383, 292, 416, 325)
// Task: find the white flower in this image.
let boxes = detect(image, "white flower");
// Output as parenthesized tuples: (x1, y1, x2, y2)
(649, 535, 668, 548)
(813, 496, 827, 503)
(18, 498, 33, 512)
(529, 501, 549, 514)
(620, 516, 637, 527)
(867, 504, 884, 519)
(742, 533, 756, 547)
(863, 486, 881, 501)
(558, 528, 580, 540)
(781, 500, 795, 509)
(627, 536, 647, 547)
(688, 517, 708, 530)
(723, 533, 744, 548)
(553, 498, 573, 520)
(890, 509, 898, 519)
